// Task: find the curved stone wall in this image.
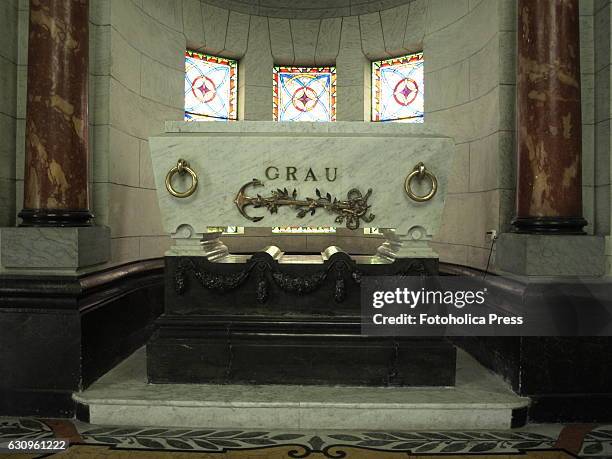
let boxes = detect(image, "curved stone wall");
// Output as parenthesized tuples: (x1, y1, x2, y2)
(424, 0, 517, 268)
(0, 0, 17, 227)
(593, 0, 612, 271)
(93, 0, 511, 266)
(199, 0, 413, 19)
(177, 0, 516, 268)
(9, 0, 597, 270)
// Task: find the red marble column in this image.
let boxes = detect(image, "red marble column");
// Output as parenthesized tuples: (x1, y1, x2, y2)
(19, 0, 92, 226)
(513, 0, 586, 234)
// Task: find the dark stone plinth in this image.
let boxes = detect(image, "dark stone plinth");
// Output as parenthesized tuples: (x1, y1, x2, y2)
(147, 252, 457, 386)
(445, 263, 612, 423)
(148, 315, 455, 386)
(18, 209, 93, 227)
(0, 260, 164, 417)
(511, 216, 587, 235)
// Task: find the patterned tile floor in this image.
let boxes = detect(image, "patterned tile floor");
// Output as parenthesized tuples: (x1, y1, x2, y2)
(0, 418, 611, 458)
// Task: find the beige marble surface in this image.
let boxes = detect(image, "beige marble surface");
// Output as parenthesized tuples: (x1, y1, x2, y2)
(74, 347, 528, 430)
(496, 233, 606, 277)
(0, 226, 110, 270)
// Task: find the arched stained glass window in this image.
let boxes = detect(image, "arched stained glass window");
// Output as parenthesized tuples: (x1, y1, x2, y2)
(185, 51, 238, 121)
(273, 66, 336, 122)
(372, 52, 424, 122)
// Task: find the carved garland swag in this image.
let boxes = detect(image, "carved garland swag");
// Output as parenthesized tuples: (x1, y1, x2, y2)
(174, 257, 429, 303)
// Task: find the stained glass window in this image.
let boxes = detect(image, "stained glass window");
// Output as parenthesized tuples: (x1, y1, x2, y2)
(372, 52, 424, 122)
(273, 66, 336, 122)
(185, 51, 237, 121)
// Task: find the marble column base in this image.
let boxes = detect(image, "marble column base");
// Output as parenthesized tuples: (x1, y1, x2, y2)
(0, 226, 110, 270)
(496, 233, 605, 277)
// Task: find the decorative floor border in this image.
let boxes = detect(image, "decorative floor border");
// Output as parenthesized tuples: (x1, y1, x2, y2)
(1, 418, 611, 457)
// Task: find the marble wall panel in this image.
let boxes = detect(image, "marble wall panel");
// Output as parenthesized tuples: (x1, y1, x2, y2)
(91, 0, 111, 26)
(380, 3, 410, 55)
(241, 15, 273, 86)
(110, 78, 183, 140)
(140, 235, 172, 258)
(0, 0, 17, 64)
(182, 0, 204, 47)
(403, 0, 426, 50)
(224, 11, 249, 58)
(92, 125, 109, 183)
(108, 184, 164, 238)
(109, 127, 141, 187)
(111, 236, 140, 262)
(201, 2, 227, 55)
(0, 114, 16, 182)
(290, 19, 319, 65)
(425, 0, 469, 34)
(425, 59, 470, 112)
(140, 55, 184, 108)
(139, 140, 156, 189)
(110, 29, 141, 93)
(429, 240, 468, 266)
(111, 0, 184, 70)
(583, 123, 596, 187)
(359, 12, 387, 59)
(268, 18, 294, 64)
(0, 0, 17, 227)
(315, 17, 342, 65)
(0, 178, 16, 227)
(143, 0, 183, 32)
(446, 142, 469, 194)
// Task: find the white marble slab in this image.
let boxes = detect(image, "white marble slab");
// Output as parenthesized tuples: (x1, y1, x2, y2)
(0, 226, 110, 270)
(150, 122, 453, 240)
(74, 347, 528, 430)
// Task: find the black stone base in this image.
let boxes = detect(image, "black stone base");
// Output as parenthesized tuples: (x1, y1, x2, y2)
(148, 315, 456, 386)
(444, 263, 612, 423)
(0, 260, 164, 417)
(147, 252, 456, 387)
(0, 389, 75, 418)
(18, 208, 94, 226)
(511, 216, 587, 234)
(529, 394, 612, 423)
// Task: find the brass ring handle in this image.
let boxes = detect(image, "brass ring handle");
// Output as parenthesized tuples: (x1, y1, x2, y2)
(165, 159, 198, 198)
(404, 162, 438, 202)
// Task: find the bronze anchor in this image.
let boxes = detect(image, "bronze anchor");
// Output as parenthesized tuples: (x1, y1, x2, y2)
(233, 179, 375, 230)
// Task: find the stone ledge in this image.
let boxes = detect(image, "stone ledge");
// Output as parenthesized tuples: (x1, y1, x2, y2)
(74, 347, 528, 430)
(496, 233, 605, 277)
(0, 226, 110, 270)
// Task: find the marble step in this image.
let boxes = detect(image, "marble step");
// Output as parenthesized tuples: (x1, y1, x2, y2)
(73, 347, 529, 430)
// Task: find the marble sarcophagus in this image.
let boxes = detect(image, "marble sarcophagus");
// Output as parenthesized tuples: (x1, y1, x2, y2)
(146, 121, 457, 386)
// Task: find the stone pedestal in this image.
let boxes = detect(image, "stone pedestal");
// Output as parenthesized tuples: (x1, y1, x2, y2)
(496, 233, 605, 277)
(147, 252, 455, 387)
(79, 347, 528, 430)
(497, 1, 601, 278)
(0, 226, 110, 270)
(1, 0, 110, 273)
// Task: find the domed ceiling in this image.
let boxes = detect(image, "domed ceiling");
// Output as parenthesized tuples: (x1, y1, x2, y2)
(200, 0, 414, 19)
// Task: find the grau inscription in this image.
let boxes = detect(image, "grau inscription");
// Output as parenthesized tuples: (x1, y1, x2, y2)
(265, 166, 338, 182)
